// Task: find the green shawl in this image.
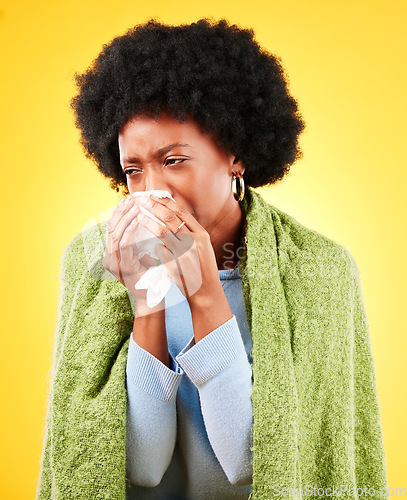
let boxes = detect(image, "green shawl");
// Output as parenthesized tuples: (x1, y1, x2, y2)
(36, 187, 388, 499)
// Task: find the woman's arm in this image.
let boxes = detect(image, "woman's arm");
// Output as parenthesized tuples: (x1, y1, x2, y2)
(180, 286, 253, 485)
(126, 295, 183, 487)
(176, 314, 253, 486)
(126, 335, 183, 487)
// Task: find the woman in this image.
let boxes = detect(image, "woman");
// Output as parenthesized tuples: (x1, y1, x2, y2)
(36, 18, 388, 500)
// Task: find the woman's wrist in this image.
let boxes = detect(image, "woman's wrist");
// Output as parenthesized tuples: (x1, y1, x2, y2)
(188, 284, 233, 343)
(132, 297, 169, 367)
(132, 290, 165, 317)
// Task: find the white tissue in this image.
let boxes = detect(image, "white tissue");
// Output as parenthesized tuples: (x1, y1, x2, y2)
(131, 190, 175, 308)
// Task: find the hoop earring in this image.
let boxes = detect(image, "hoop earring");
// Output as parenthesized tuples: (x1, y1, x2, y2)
(232, 172, 245, 202)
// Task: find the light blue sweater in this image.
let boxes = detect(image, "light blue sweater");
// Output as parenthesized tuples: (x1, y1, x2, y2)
(125, 264, 253, 499)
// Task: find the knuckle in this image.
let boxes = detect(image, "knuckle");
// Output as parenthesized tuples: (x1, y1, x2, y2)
(118, 201, 127, 212)
(164, 212, 177, 222)
(176, 205, 188, 217)
(158, 226, 168, 238)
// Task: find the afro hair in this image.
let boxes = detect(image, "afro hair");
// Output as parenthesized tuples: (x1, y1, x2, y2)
(70, 17, 305, 195)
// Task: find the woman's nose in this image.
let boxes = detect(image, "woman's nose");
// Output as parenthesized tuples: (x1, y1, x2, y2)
(144, 168, 169, 193)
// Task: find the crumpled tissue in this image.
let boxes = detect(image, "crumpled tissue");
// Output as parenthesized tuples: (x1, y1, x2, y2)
(131, 190, 175, 308)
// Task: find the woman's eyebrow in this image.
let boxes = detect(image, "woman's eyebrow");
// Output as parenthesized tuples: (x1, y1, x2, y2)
(122, 143, 192, 163)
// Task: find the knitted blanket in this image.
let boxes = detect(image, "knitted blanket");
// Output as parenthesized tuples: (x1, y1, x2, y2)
(36, 187, 388, 499)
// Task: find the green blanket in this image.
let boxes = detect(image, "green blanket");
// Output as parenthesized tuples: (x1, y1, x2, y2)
(36, 187, 388, 499)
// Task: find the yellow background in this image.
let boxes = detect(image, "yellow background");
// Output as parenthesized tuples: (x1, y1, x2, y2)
(1, 0, 406, 497)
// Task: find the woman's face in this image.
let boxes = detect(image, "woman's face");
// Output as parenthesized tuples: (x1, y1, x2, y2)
(118, 112, 245, 232)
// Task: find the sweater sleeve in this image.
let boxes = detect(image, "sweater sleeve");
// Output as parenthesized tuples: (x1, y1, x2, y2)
(125, 333, 183, 487)
(175, 315, 253, 486)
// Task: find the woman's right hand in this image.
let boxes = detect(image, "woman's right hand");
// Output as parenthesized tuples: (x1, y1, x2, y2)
(102, 195, 159, 311)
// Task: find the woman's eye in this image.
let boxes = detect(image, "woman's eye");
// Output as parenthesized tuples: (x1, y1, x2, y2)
(124, 168, 142, 176)
(124, 159, 185, 175)
(165, 158, 185, 167)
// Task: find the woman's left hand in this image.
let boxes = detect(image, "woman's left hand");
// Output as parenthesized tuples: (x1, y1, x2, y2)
(136, 195, 222, 305)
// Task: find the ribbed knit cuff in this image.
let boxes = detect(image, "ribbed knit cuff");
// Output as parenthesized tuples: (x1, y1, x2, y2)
(175, 315, 246, 388)
(127, 333, 183, 402)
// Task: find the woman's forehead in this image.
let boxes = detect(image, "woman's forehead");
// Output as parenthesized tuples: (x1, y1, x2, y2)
(119, 112, 214, 145)
(118, 115, 233, 164)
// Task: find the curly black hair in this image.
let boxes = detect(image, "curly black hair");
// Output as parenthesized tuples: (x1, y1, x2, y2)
(70, 17, 305, 195)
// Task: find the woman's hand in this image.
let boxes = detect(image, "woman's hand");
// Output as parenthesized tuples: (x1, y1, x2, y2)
(136, 194, 223, 306)
(137, 194, 234, 343)
(102, 195, 161, 312)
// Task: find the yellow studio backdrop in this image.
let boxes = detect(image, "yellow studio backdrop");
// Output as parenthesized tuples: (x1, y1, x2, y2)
(0, 0, 405, 497)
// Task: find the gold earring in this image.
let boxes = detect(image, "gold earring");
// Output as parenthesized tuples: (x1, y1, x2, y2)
(232, 171, 245, 201)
